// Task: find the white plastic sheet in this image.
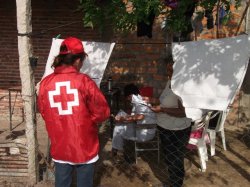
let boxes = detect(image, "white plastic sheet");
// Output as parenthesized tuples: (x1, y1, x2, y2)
(171, 34, 250, 111)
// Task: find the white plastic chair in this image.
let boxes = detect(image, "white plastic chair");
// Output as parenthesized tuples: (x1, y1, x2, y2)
(188, 111, 212, 172)
(207, 110, 228, 156)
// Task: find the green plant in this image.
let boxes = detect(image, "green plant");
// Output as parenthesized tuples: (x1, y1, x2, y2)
(78, 0, 163, 34)
(78, 0, 243, 35)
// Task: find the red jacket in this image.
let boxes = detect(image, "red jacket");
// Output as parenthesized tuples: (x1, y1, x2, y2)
(38, 66, 110, 163)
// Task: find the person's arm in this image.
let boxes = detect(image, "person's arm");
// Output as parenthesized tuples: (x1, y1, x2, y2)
(143, 96, 160, 105)
(151, 99, 186, 118)
(124, 114, 144, 122)
(117, 103, 145, 123)
(126, 100, 147, 122)
(162, 99, 186, 117)
(84, 76, 110, 124)
(114, 113, 144, 123)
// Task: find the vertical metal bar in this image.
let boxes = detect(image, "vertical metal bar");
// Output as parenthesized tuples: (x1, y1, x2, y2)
(9, 89, 12, 131)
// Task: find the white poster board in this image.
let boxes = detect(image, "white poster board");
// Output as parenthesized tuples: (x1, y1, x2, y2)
(171, 34, 250, 111)
(42, 38, 115, 87)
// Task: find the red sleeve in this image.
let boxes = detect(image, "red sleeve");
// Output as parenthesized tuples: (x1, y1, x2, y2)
(84, 78, 110, 124)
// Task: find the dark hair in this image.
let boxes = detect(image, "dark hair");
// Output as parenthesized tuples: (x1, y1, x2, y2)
(51, 53, 86, 69)
(124, 84, 140, 97)
(165, 55, 174, 64)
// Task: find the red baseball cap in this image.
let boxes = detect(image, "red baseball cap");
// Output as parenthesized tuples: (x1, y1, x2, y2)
(59, 37, 85, 55)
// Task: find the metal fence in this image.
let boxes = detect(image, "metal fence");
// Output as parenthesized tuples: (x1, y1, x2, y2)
(1, 92, 250, 187)
(35, 107, 250, 187)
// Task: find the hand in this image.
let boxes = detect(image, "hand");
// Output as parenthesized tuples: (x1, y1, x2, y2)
(124, 115, 134, 122)
(150, 105, 161, 113)
(115, 116, 125, 122)
(142, 96, 150, 104)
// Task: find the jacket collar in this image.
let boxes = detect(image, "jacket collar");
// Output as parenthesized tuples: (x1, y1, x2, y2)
(54, 65, 78, 74)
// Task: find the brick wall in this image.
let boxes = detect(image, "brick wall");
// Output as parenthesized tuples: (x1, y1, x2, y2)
(0, 0, 168, 120)
(0, 0, 246, 120)
(0, 0, 98, 119)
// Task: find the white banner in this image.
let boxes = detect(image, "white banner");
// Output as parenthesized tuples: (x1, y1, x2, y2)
(42, 38, 115, 87)
(171, 34, 250, 111)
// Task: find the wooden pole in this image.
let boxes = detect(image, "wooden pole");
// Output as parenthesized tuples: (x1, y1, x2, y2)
(235, 0, 250, 35)
(216, 0, 221, 38)
(16, 0, 38, 185)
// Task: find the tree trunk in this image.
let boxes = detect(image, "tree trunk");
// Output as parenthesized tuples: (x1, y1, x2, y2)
(16, 0, 38, 185)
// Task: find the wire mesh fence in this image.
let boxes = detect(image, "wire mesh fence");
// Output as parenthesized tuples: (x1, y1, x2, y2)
(35, 109, 250, 187)
(1, 90, 250, 187)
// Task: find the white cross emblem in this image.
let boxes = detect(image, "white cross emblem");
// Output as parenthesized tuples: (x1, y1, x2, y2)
(48, 81, 79, 115)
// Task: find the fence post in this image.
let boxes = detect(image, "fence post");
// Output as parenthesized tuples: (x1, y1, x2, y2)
(16, 0, 38, 185)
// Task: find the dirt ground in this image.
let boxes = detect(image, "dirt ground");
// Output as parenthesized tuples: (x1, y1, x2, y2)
(0, 108, 250, 187)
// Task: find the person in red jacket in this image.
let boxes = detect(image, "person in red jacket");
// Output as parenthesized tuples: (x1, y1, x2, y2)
(38, 37, 110, 187)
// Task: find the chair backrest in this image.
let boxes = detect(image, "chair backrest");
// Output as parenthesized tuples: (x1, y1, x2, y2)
(202, 112, 213, 136)
(187, 112, 212, 151)
(215, 109, 229, 131)
(192, 111, 212, 131)
(208, 111, 222, 130)
(207, 109, 229, 132)
(189, 111, 213, 140)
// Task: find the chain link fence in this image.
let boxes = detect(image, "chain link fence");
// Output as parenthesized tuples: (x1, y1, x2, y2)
(35, 94, 250, 187)
(1, 90, 250, 187)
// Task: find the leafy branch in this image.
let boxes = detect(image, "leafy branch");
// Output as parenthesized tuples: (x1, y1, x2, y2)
(78, 0, 243, 35)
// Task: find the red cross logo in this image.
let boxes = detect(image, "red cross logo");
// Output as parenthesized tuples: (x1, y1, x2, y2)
(48, 81, 79, 115)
